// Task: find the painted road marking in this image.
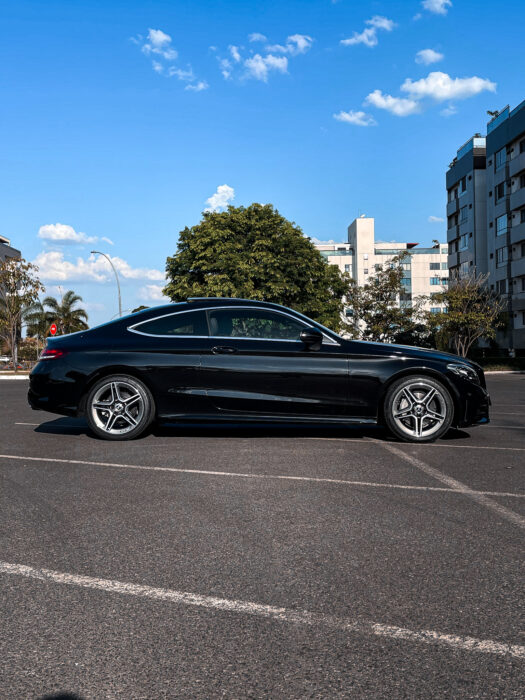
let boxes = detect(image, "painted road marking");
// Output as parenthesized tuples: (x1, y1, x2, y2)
(14, 422, 40, 426)
(0, 454, 523, 499)
(381, 443, 525, 530)
(305, 438, 525, 452)
(0, 560, 523, 659)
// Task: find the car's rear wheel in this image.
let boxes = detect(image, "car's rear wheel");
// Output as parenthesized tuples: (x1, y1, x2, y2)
(383, 375, 453, 443)
(86, 374, 155, 440)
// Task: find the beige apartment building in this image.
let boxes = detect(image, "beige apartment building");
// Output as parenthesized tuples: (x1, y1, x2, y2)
(315, 216, 449, 315)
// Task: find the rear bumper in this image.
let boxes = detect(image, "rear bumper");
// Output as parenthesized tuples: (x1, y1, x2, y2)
(28, 361, 82, 417)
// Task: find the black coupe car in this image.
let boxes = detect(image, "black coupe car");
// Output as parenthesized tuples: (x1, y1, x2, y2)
(28, 297, 490, 442)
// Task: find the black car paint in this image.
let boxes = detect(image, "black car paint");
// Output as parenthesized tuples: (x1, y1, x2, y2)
(28, 298, 490, 428)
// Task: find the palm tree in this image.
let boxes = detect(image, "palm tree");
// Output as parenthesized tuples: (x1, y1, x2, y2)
(42, 290, 89, 335)
(23, 300, 50, 341)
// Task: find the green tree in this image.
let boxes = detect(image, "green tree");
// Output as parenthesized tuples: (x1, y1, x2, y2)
(23, 300, 49, 341)
(132, 305, 150, 313)
(0, 258, 44, 369)
(344, 252, 426, 343)
(164, 203, 349, 330)
(41, 290, 89, 335)
(425, 273, 506, 357)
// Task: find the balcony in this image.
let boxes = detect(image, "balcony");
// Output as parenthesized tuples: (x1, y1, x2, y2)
(511, 257, 525, 278)
(511, 221, 525, 245)
(510, 187, 525, 211)
(509, 151, 525, 178)
(446, 198, 459, 217)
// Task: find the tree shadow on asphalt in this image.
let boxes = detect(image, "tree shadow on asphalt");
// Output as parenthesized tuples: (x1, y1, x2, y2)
(33, 417, 472, 442)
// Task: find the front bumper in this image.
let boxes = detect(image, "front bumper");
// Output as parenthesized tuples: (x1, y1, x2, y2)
(457, 386, 491, 427)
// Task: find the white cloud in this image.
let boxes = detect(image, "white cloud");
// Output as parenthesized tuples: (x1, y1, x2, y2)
(133, 28, 206, 91)
(139, 284, 168, 301)
(341, 16, 395, 48)
(219, 57, 232, 79)
(101, 236, 114, 246)
(33, 251, 164, 283)
(440, 104, 457, 117)
(266, 34, 314, 55)
(401, 71, 496, 101)
(141, 28, 178, 60)
(365, 90, 420, 116)
(244, 54, 288, 82)
(248, 33, 267, 43)
(333, 110, 377, 126)
(415, 49, 444, 65)
(428, 215, 444, 222)
(204, 184, 235, 213)
(422, 0, 452, 15)
(229, 45, 242, 62)
(38, 223, 97, 245)
(185, 80, 209, 92)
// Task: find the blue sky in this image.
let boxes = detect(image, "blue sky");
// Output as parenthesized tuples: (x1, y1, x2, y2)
(2, 0, 524, 326)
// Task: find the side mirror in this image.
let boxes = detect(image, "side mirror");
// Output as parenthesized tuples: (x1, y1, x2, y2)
(300, 327, 323, 350)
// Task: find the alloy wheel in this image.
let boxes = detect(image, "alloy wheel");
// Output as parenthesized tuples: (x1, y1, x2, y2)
(391, 381, 448, 440)
(90, 380, 146, 436)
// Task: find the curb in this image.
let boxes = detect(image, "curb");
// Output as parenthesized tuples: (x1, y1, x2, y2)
(484, 370, 525, 375)
(0, 375, 29, 380)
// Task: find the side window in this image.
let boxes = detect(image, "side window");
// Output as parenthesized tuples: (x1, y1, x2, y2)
(208, 308, 307, 340)
(134, 310, 208, 336)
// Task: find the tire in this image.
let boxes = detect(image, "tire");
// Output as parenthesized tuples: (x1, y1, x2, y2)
(85, 374, 155, 441)
(383, 375, 454, 443)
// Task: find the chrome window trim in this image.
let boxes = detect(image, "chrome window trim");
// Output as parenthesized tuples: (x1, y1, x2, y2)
(127, 305, 340, 345)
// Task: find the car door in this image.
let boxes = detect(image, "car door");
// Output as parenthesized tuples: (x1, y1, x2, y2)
(124, 308, 214, 416)
(199, 306, 351, 417)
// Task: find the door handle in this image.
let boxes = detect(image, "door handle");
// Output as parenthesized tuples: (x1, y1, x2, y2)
(211, 345, 237, 354)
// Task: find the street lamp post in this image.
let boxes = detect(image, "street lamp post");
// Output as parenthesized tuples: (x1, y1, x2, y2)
(91, 250, 122, 318)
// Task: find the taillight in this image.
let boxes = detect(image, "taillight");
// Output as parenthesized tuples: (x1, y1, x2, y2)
(39, 348, 67, 360)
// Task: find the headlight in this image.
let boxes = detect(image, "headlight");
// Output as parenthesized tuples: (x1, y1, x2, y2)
(447, 363, 480, 384)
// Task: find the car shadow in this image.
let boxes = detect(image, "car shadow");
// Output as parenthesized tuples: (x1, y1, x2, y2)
(32, 417, 471, 442)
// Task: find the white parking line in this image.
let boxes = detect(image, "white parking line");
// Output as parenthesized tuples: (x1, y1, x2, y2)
(0, 453, 523, 499)
(381, 443, 525, 530)
(0, 560, 523, 659)
(14, 422, 40, 426)
(306, 438, 525, 452)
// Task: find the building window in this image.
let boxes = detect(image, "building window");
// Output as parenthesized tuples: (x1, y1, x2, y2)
(363, 253, 368, 260)
(374, 264, 381, 272)
(430, 308, 441, 313)
(460, 206, 468, 222)
(522, 243, 525, 257)
(449, 239, 458, 254)
(344, 264, 351, 272)
(496, 279, 507, 295)
(459, 261, 469, 278)
(495, 182, 507, 202)
(459, 233, 469, 250)
(520, 174, 525, 189)
(520, 139, 525, 154)
(363, 268, 369, 274)
(460, 176, 467, 193)
(521, 277, 525, 292)
(429, 262, 441, 270)
(441, 262, 448, 270)
(495, 147, 507, 170)
(401, 277, 411, 286)
(496, 247, 508, 267)
(448, 213, 459, 229)
(430, 277, 441, 285)
(521, 209, 525, 224)
(448, 187, 459, 202)
(496, 214, 508, 236)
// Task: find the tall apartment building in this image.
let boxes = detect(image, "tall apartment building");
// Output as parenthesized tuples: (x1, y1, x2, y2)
(0, 235, 21, 262)
(447, 100, 525, 350)
(315, 216, 448, 313)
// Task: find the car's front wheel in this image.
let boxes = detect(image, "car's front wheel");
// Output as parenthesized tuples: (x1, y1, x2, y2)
(86, 374, 155, 440)
(383, 375, 454, 443)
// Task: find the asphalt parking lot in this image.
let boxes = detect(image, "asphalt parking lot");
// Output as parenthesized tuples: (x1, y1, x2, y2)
(0, 375, 524, 699)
